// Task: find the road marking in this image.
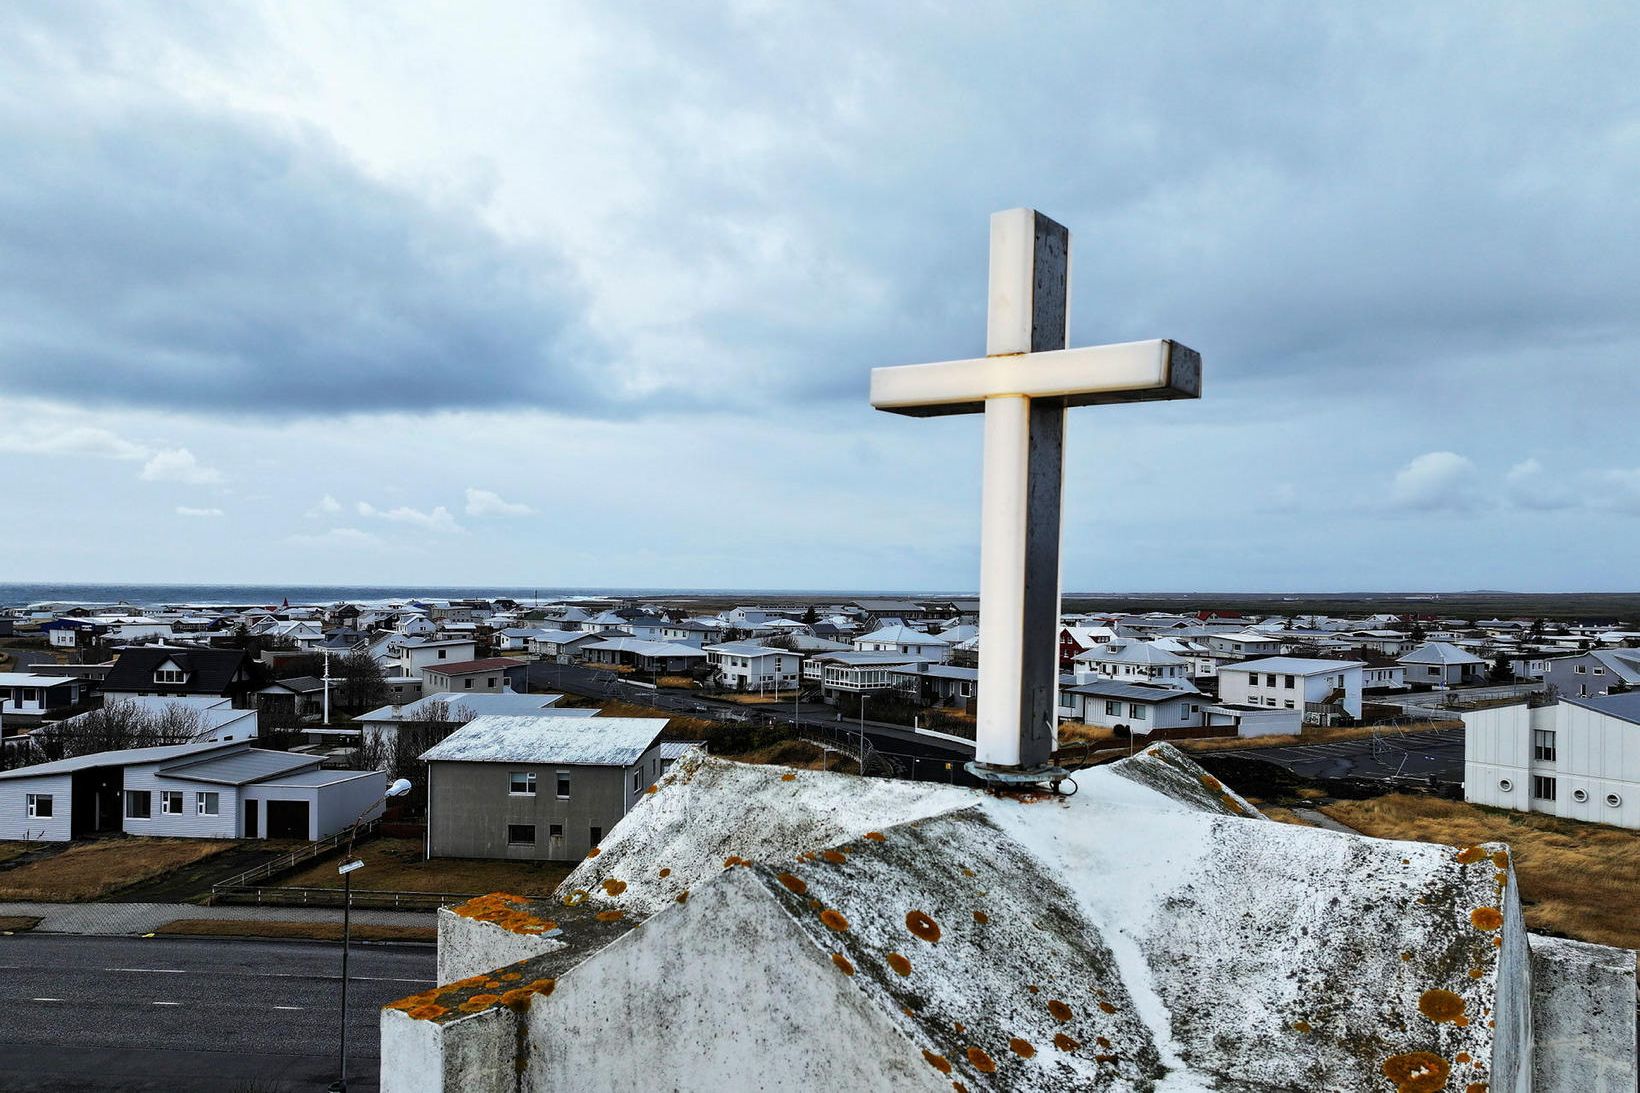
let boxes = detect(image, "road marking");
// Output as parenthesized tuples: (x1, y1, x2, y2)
(30, 997, 64, 1002)
(273, 1005, 303, 1010)
(107, 967, 186, 974)
(152, 1001, 182, 1006)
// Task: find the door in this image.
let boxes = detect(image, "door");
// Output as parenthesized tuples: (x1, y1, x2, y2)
(244, 799, 259, 839)
(265, 800, 310, 840)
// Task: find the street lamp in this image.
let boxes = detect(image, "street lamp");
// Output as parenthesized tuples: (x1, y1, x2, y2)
(330, 777, 413, 1093)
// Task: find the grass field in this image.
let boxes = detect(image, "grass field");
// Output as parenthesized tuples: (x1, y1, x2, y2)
(1320, 794, 1640, 950)
(0, 838, 235, 901)
(156, 918, 436, 943)
(0, 842, 33, 866)
(726, 738, 857, 772)
(1175, 720, 1464, 752)
(278, 838, 574, 897)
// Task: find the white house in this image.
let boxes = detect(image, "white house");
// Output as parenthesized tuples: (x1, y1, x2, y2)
(852, 625, 951, 661)
(1398, 642, 1488, 688)
(1462, 694, 1640, 830)
(527, 629, 605, 663)
(391, 638, 479, 679)
(0, 673, 90, 724)
(1071, 641, 1192, 688)
(1216, 657, 1364, 723)
(804, 651, 928, 701)
(354, 691, 587, 750)
(704, 641, 802, 692)
(0, 739, 385, 841)
(1057, 680, 1207, 735)
(1203, 631, 1283, 659)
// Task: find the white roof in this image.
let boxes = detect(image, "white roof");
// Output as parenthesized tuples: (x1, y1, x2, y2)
(1222, 656, 1365, 675)
(354, 691, 570, 722)
(420, 716, 668, 766)
(856, 624, 949, 645)
(586, 637, 707, 657)
(0, 673, 80, 687)
(704, 641, 790, 658)
(1398, 641, 1487, 666)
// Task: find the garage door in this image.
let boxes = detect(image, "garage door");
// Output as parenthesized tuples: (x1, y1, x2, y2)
(264, 799, 311, 840)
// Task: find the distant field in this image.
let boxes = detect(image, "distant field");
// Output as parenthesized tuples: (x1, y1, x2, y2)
(279, 837, 573, 898)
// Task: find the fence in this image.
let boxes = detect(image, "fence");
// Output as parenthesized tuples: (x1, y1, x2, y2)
(207, 817, 379, 903)
(208, 884, 474, 912)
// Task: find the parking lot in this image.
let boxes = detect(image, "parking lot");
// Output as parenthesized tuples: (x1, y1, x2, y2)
(1202, 727, 1466, 785)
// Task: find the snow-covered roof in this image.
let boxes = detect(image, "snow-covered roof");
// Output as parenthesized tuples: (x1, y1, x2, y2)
(585, 637, 707, 658)
(1399, 641, 1488, 666)
(703, 640, 790, 658)
(1073, 641, 1188, 666)
(1062, 679, 1203, 702)
(1220, 656, 1365, 675)
(354, 692, 571, 722)
(856, 624, 949, 645)
(420, 716, 668, 766)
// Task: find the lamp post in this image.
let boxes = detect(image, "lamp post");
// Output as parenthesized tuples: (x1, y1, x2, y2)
(330, 776, 412, 1093)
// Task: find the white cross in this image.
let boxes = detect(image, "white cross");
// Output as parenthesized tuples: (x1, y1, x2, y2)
(871, 209, 1201, 773)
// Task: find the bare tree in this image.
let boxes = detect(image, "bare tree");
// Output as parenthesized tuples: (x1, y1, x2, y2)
(29, 702, 205, 763)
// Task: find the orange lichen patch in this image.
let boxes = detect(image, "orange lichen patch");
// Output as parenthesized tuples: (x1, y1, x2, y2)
(906, 910, 941, 942)
(1418, 989, 1466, 1023)
(1400, 951, 1414, 961)
(780, 772, 797, 781)
(451, 892, 559, 936)
(972, 910, 989, 925)
(1026, 984, 1039, 994)
(1456, 845, 1486, 865)
(644, 784, 659, 794)
(960, 867, 976, 877)
(499, 972, 522, 982)
(1468, 968, 1485, 979)
(1095, 1036, 1110, 1048)
(1052, 1033, 1080, 1052)
(965, 1047, 996, 1074)
(953, 1022, 965, 1034)
(1491, 936, 1502, 948)
(1454, 1052, 1472, 1064)
(777, 872, 808, 895)
(1292, 1020, 1312, 1034)
(1094, 1053, 1120, 1063)
(819, 909, 850, 932)
(1200, 774, 1223, 792)
(922, 1050, 952, 1075)
(864, 831, 886, 841)
(831, 952, 855, 976)
(952, 1084, 969, 1093)
(1467, 1084, 1488, 1093)
(587, 846, 601, 858)
(807, 897, 823, 909)
(1008, 1037, 1036, 1058)
(500, 988, 535, 1011)
(819, 849, 848, 865)
(1470, 906, 1504, 931)
(1382, 1052, 1450, 1093)
(886, 952, 912, 976)
(1490, 850, 1508, 869)
(601, 878, 628, 897)
(594, 909, 625, 922)
(658, 867, 671, 878)
(1046, 999, 1073, 1022)
(723, 855, 752, 868)
(562, 889, 589, 907)
(676, 890, 689, 904)
(1097, 1001, 1118, 1014)
(406, 1003, 448, 1020)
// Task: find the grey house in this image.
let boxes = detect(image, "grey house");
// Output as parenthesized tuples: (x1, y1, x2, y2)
(1541, 649, 1640, 699)
(0, 739, 386, 842)
(421, 715, 669, 862)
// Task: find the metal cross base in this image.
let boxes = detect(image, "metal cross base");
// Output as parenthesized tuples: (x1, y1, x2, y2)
(964, 761, 1073, 794)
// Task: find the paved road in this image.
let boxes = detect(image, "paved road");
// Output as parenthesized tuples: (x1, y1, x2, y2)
(0, 900, 433, 935)
(0, 933, 434, 1091)
(1203, 728, 1466, 784)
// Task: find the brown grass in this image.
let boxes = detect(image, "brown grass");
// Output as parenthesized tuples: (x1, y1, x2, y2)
(586, 698, 720, 737)
(278, 838, 573, 897)
(656, 675, 696, 689)
(1175, 720, 1463, 752)
(1259, 807, 1318, 827)
(717, 692, 801, 705)
(0, 842, 33, 866)
(0, 916, 41, 932)
(727, 738, 855, 772)
(1321, 794, 1640, 949)
(156, 918, 436, 943)
(0, 838, 234, 901)
(1057, 725, 1121, 747)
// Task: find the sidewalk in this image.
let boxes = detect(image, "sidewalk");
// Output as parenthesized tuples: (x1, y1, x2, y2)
(0, 900, 435, 935)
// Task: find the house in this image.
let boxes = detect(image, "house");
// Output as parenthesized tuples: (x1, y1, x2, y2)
(849, 599, 930, 622)
(1057, 680, 1208, 737)
(852, 624, 951, 661)
(40, 618, 109, 649)
(397, 616, 439, 637)
(354, 691, 588, 749)
(390, 638, 480, 679)
(99, 647, 266, 707)
(1217, 657, 1364, 723)
(39, 696, 259, 752)
(582, 638, 708, 675)
(1203, 631, 1284, 659)
(494, 628, 547, 653)
(526, 629, 605, 663)
(1540, 649, 1640, 700)
(1070, 640, 1193, 688)
(0, 673, 90, 725)
(803, 651, 929, 702)
(1398, 642, 1488, 688)
(660, 619, 726, 646)
(421, 716, 670, 861)
(0, 739, 385, 841)
(420, 658, 527, 695)
(256, 676, 330, 721)
(1462, 694, 1640, 829)
(887, 663, 978, 709)
(704, 642, 802, 692)
(1058, 625, 1118, 669)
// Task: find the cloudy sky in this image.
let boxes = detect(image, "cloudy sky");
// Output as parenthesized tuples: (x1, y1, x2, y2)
(2, 3, 1636, 592)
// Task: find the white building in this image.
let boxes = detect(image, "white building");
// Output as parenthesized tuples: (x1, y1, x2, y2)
(852, 625, 951, 661)
(391, 638, 479, 679)
(1462, 695, 1640, 830)
(1057, 680, 1206, 734)
(1071, 640, 1192, 688)
(1399, 642, 1488, 688)
(704, 641, 801, 692)
(1216, 657, 1364, 723)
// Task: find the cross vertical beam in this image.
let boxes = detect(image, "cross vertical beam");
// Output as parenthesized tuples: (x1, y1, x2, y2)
(976, 209, 1068, 770)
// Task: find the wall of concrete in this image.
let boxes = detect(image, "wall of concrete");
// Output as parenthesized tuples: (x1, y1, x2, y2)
(436, 905, 565, 984)
(1529, 933, 1639, 1092)
(427, 761, 630, 861)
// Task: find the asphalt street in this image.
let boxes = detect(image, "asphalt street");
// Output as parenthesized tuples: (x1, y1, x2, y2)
(1204, 728, 1466, 784)
(0, 933, 434, 1092)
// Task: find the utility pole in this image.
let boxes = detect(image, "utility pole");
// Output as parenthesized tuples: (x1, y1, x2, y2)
(322, 650, 332, 725)
(858, 692, 866, 775)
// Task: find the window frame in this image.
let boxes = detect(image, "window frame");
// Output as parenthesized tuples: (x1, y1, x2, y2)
(160, 790, 184, 816)
(556, 772, 571, 799)
(1532, 729, 1556, 763)
(509, 771, 537, 796)
(506, 823, 537, 846)
(25, 793, 52, 819)
(196, 791, 220, 817)
(1531, 775, 1557, 802)
(126, 790, 152, 820)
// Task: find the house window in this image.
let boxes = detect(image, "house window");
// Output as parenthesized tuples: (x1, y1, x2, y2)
(556, 772, 571, 799)
(26, 793, 52, 819)
(154, 669, 185, 684)
(1105, 700, 1120, 716)
(487, 677, 497, 687)
(507, 824, 536, 845)
(632, 770, 642, 792)
(1128, 704, 1147, 720)
(510, 772, 537, 796)
(1532, 730, 1556, 763)
(549, 823, 563, 839)
(1265, 674, 1277, 687)
(197, 792, 219, 816)
(1574, 665, 1585, 674)
(1283, 675, 1295, 688)
(161, 791, 184, 815)
(590, 825, 602, 846)
(1531, 776, 1557, 802)
(464, 679, 473, 689)
(438, 649, 448, 659)
(1592, 666, 1604, 676)
(1284, 700, 1295, 709)
(126, 791, 152, 819)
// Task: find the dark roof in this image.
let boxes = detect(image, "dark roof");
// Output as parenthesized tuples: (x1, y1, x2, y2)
(1562, 691, 1640, 725)
(270, 675, 326, 693)
(424, 657, 527, 676)
(103, 647, 259, 695)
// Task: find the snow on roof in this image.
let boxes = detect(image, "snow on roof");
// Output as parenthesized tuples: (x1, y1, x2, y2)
(585, 637, 708, 657)
(1221, 656, 1366, 675)
(0, 673, 81, 687)
(355, 691, 570, 722)
(1073, 641, 1188, 666)
(0, 739, 239, 780)
(420, 715, 668, 766)
(702, 640, 789, 657)
(856, 624, 949, 645)
(1399, 641, 1488, 666)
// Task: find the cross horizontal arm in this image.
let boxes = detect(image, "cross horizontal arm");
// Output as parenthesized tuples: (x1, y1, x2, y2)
(870, 339, 1201, 417)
